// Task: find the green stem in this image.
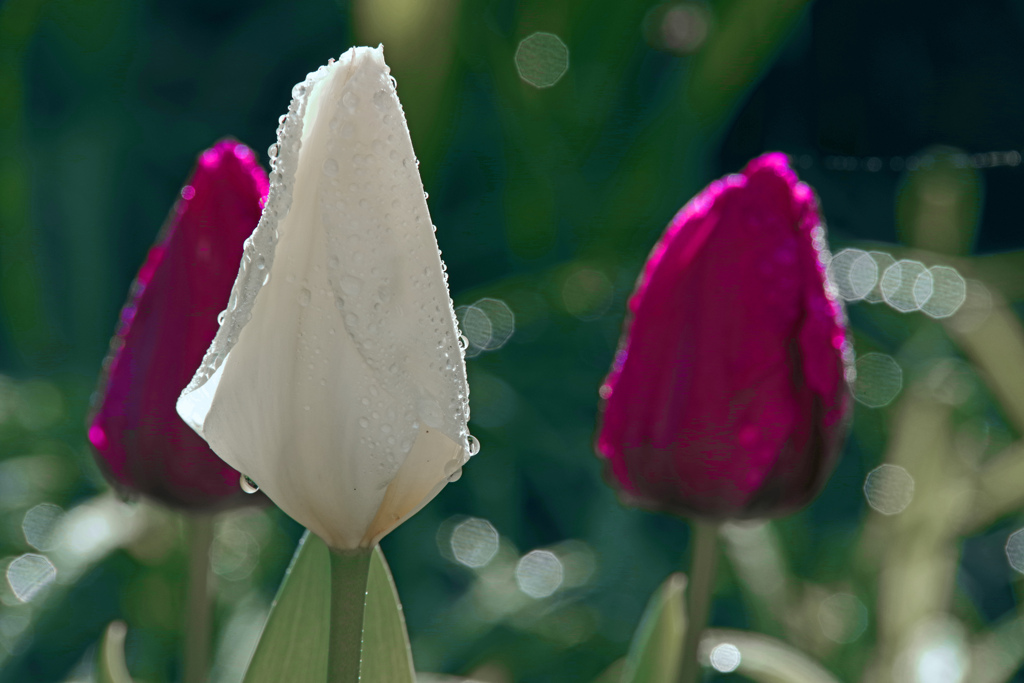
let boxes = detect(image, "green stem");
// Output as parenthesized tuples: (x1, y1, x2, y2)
(327, 547, 374, 683)
(184, 514, 215, 683)
(678, 521, 719, 683)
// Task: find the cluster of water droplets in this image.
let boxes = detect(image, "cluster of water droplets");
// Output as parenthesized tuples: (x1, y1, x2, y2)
(298, 52, 475, 490)
(182, 48, 480, 498)
(182, 64, 315, 396)
(318, 50, 483, 492)
(805, 218, 857, 382)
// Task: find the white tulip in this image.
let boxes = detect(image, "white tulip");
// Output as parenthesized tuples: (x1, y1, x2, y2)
(177, 46, 475, 550)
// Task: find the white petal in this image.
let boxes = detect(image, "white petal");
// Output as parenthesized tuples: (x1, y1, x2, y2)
(178, 46, 470, 549)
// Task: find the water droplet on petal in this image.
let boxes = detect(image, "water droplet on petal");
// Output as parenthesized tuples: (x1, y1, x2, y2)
(458, 334, 469, 351)
(298, 288, 312, 306)
(342, 91, 359, 112)
(322, 158, 339, 176)
(217, 310, 227, 325)
(467, 434, 481, 457)
(341, 275, 363, 296)
(240, 475, 260, 494)
(443, 457, 461, 476)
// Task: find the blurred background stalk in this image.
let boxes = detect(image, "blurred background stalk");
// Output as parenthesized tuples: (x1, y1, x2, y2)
(0, 0, 54, 368)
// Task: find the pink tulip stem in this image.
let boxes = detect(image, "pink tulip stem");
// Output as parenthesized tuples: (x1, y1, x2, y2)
(679, 521, 719, 683)
(184, 513, 215, 683)
(327, 547, 374, 683)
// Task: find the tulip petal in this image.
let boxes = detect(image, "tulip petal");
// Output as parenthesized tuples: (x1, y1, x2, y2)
(362, 424, 463, 547)
(179, 47, 470, 549)
(89, 139, 268, 511)
(596, 153, 850, 520)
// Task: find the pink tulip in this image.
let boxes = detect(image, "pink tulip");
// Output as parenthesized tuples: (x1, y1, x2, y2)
(596, 153, 851, 519)
(88, 139, 268, 510)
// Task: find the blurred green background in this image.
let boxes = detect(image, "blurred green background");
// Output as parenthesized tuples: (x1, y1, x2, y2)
(2, 0, 1024, 681)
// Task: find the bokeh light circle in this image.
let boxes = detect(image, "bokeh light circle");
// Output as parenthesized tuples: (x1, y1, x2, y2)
(515, 32, 569, 88)
(516, 549, 564, 598)
(1006, 528, 1024, 574)
(853, 353, 903, 408)
(921, 266, 967, 318)
(450, 517, 500, 568)
(709, 643, 741, 673)
(864, 464, 915, 515)
(6, 554, 56, 602)
(818, 592, 869, 643)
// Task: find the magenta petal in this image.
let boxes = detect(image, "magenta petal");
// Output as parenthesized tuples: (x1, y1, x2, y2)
(596, 153, 852, 520)
(88, 139, 269, 510)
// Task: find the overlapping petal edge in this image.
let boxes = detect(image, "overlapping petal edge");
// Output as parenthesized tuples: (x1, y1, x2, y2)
(88, 139, 268, 511)
(177, 46, 472, 550)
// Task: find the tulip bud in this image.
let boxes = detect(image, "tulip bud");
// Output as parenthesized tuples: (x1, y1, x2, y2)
(177, 46, 474, 550)
(596, 153, 851, 520)
(88, 139, 269, 510)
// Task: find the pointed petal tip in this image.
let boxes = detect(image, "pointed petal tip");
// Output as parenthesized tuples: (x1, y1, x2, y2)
(192, 138, 270, 199)
(89, 137, 268, 511)
(743, 151, 794, 177)
(597, 151, 849, 520)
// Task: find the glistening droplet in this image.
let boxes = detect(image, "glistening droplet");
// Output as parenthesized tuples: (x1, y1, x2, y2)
(467, 434, 481, 457)
(443, 457, 461, 477)
(342, 91, 359, 112)
(341, 275, 363, 296)
(240, 474, 260, 494)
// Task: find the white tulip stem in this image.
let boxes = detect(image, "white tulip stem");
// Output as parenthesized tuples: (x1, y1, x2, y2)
(184, 513, 215, 683)
(327, 547, 374, 683)
(678, 521, 719, 683)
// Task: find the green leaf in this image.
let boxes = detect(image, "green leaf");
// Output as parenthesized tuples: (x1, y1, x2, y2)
(620, 572, 687, 683)
(241, 531, 415, 683)
(242, 532, 331, 683)
(96, 621, 134, 683)
(616, 574, 841, 683)
(362, 545, 415, 683)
